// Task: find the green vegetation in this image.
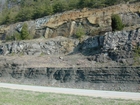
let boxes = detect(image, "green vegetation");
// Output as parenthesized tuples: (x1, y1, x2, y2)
(134, 45, 140, 65)
(105, 0, 123, 6)
(75, 26, 85, 38)
(6, 32, 21, 41)
(135, 46, 140, 57)
(0, 0, 137, 25)
(21, 23, 30, 40)
(0, 88, 140, 105)
(6, 23, 30, 41)
(78, 0, 106, 8)
(111, 14, 124, 31)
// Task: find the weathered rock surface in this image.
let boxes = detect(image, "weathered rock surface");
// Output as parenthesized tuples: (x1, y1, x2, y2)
(102, 29, 140, 62)
(120, 12, 140, 27)
(0, 28, 140, 65)
(0, 3, 140, 92)
(0, 37, 78, 55)
(80, 28, 140, 63)
(43, 3, 140, 28)
(0, 2, 140, 40)
(0, 64, 140, 92)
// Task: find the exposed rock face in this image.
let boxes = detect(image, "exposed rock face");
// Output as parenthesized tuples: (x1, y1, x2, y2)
(0, 2, 140, 40)
(0, 28, 140, 64)
(0, 3, 140, 93)
(120, 12, 140, 27)
(44, 3, 140, 28)
(103, 29, 140, 62)
(0, 37, 78, 55)
(0, 65, 140, 92)
(80, 28, 140, 62)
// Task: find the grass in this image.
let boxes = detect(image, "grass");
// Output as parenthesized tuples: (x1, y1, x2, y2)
(0, 88, 140, 105)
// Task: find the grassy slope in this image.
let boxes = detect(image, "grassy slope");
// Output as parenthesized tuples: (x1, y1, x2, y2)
(0, 88, 140, 105)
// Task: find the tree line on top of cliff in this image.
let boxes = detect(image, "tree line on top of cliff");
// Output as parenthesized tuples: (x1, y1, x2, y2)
(0, 0, 138, 25)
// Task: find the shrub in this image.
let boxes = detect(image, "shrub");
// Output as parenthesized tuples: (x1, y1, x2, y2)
(78, 0, 91, 8)
(134, 46, 140, 57)
(16, 7, 34, 22)
(1, 10, 15, 25)
(6, 35, 15, 41)
(33, 4, 46, 19)
(53, 2, 68, 13)
(13, 32, 22, 40)
(75, 26, 85, 38)
(3, 14, 11, 25)
(68, 0, 79, 10)
(44, 6, 54, 16)
(105, 0, 118, 5)
(6, 23, 32, 41)
(21, 23, 30, 40)
(111, 14, 124, 31)
(134, 45, 140, 65)
(6, 32, 21, 41)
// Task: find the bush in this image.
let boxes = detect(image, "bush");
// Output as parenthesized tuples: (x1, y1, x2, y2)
(21, 23, 30, 40)
(78, 0, 91, 8)
(75, 26, 85, 38)
(78, 0, 106, 8)
(14, 32, 22, 40)
(44, 6, 54, 16)
(53, 1, 68, 13)
(0, 10, 16, 25)
(6, 32, 21, 41)
(134, 45, 140, 65)
(134, 46, 140, 57)
(111, 14, 124, 31)
(6, 35, 15, 41)
(16, 8, 34, 22)
(105, 0, 118, 5)
(5, 23, 31, 41)
(68, 0, 79, 10)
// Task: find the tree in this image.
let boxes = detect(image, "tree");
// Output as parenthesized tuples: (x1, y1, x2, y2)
(68, 0, 79, 9)
(45, 6, 53, 15)
(21, 23, 30, 40)
(16, 7, 34, 22)
(4, 13, 11, 24)
(105, 0, 118, 5)
(111, 14, 124, 31)
(53, 1, 68, 13)
(78, 0, 91, 8)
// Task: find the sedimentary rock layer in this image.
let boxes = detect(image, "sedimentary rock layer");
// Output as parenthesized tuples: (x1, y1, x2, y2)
(0, 66, 140, 92)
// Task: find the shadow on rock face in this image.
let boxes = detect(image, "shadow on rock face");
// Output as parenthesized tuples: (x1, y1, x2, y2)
(68, 35, 104, 56)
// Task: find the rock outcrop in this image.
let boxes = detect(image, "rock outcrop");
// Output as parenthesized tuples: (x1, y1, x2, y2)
(0, 28, 140, 66)
(80, 28, 140, 63)
(0, 37, 78, 56)
(0, 64, 140, 92)
(0, 2, 140, 40)
(0, 2, 140, 92)
(44, 3, 140, 28)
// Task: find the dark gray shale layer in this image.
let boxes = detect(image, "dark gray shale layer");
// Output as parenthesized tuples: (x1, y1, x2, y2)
(0, 66, 140, 92)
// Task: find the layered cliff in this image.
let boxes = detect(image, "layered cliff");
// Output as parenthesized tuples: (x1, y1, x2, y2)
(0, 2, 140, 92)
(0, 28, 140, 66)
(0, 64, 140, 92)
(0, 2, 140, 40)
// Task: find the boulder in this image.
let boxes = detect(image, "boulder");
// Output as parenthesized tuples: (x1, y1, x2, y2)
(87, 16, 98, 25)
(44, 28, 53, 38)
(120, 12, 140, 27)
